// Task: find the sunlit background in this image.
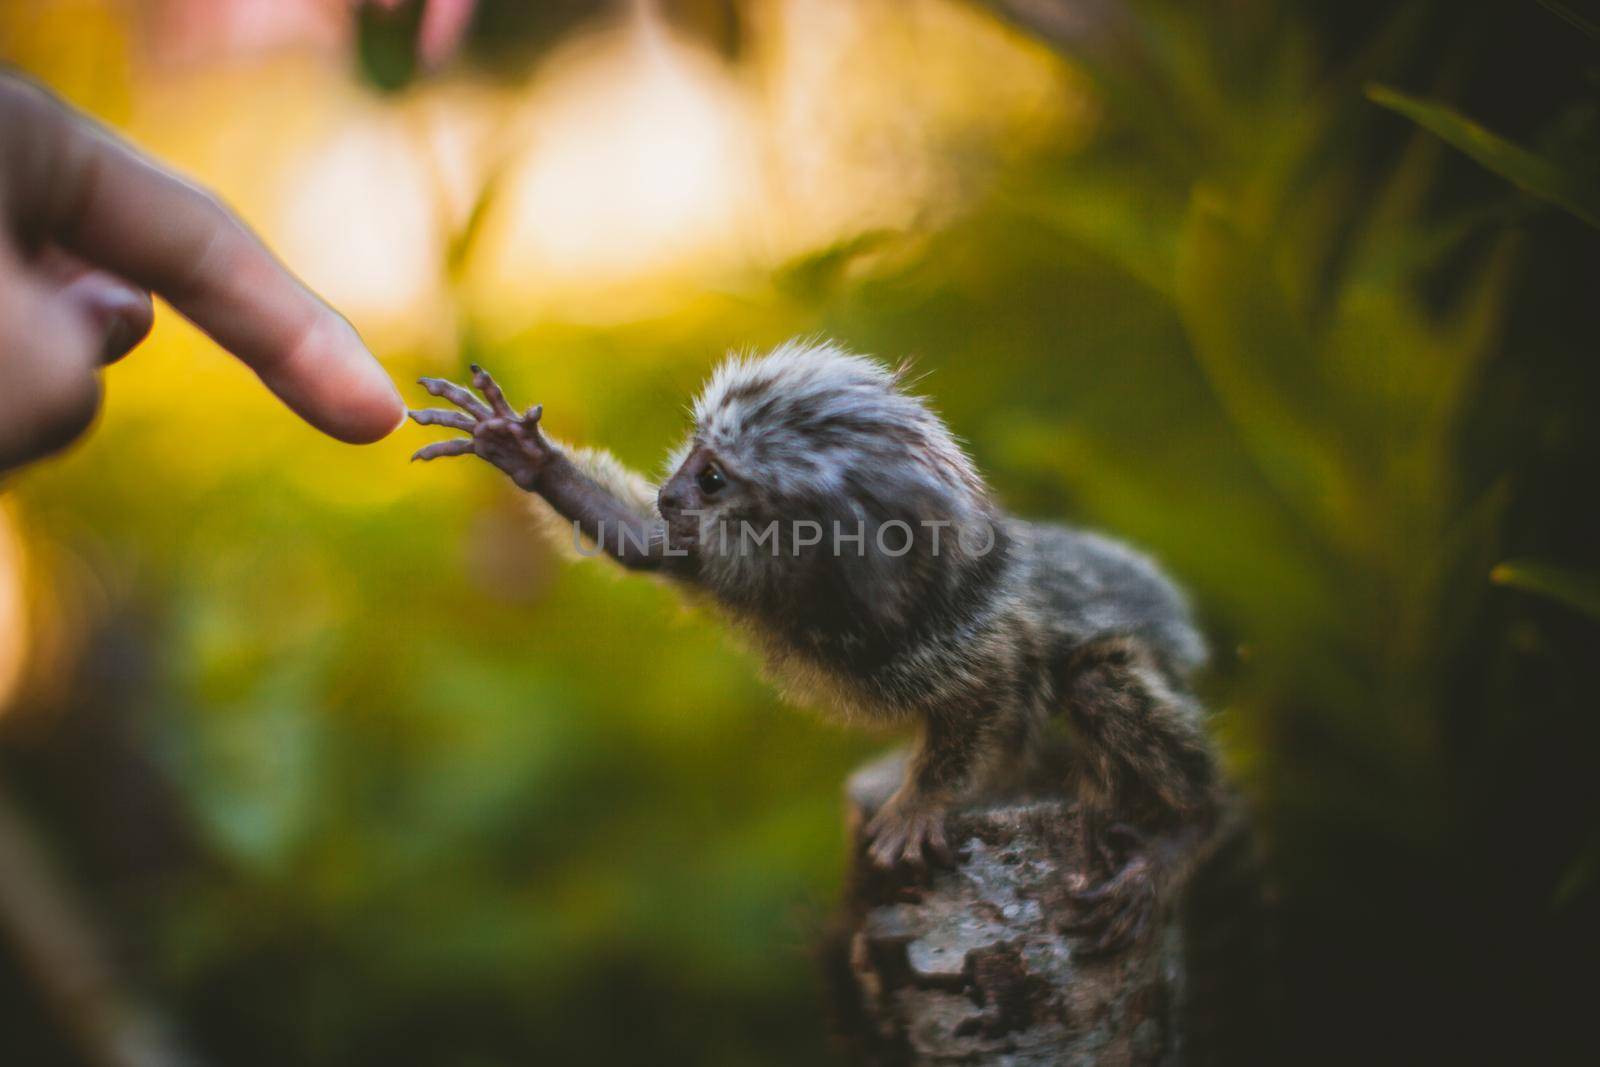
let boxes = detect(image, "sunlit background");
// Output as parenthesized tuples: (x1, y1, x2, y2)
(3, 1, 1599, 1064)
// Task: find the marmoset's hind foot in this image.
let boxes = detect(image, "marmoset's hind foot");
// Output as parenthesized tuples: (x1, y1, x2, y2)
(409, 364, 552, 488)
(1058, 818, 1158, 955)
(1083, 819, 1144, 873)
(1062, 848, 1157, 956)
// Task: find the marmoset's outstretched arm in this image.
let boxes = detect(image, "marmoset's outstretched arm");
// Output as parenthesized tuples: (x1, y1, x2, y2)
(410, 366, 673, 572)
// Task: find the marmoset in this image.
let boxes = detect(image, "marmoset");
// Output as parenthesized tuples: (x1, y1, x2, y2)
(411, 340, 1219, 948)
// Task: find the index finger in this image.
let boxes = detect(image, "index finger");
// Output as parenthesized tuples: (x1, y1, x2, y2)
(0, 76, 404, 444)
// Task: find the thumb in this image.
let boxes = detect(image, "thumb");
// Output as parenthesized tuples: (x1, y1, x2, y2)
(0, 254, 110, 470)
(32, 246, 154, 366)
(56, 269, 154, 366)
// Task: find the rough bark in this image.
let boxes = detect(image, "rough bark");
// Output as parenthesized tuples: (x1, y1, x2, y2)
(827, 750, 1266, 1066)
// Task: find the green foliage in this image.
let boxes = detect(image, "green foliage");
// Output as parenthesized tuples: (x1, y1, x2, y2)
(1367, 84, 1600, 228)
(1491, 559, 1600, 619)
(354, 0, 425, 94)
(1537, 0, 1600, 44)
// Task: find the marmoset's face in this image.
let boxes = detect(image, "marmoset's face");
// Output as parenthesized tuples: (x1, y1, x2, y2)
(658, 443, 743, 547)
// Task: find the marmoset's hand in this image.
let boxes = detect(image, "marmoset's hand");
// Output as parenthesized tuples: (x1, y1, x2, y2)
(411, 365, 555, 491)
(0, 72, 404, 472)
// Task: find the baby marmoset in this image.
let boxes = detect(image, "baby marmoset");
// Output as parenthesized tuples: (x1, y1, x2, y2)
(412, 340, 1219, 946)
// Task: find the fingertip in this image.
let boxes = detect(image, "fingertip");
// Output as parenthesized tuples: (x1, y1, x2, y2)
(321, 372, 407, 445)
(382, 395, 411, 437)
(265, 313, 406, 444)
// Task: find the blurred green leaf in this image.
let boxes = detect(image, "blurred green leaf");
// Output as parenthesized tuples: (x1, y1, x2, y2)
(1490, 559, 1600, 619)
(355, 0, 425, 93)
(1011, 167, 1183, 295)
(1537, 0, 1600, 43)
(1367, 84, 1600, 228)
(447, 152, 513, 284)
(1173, 193, 1362, 547)
(1553, 832, 1600, 910)
(773, 229, 900, 301)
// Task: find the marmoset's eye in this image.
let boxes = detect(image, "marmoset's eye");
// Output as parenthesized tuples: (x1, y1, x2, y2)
(696, 464, 727, 495)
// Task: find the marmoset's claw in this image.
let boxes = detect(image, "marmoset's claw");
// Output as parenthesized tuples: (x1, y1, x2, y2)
(408, 408, 476, 431)
(411, 439, 475, 462)
(471, 364, 516, 418)
(419, 376, 491, 419)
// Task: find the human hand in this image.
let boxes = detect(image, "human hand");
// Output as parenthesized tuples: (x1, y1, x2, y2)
(0, 72, 405, 472)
